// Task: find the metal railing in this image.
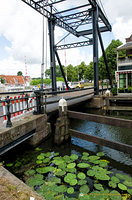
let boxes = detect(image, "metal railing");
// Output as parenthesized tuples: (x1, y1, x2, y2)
(0, 86, 109, 128)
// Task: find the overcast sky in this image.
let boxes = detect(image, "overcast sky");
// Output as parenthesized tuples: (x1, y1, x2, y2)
(0, 0, 132, 78)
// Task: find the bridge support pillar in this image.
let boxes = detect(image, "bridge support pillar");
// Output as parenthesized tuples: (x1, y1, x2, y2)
(54, 99, 70, 145)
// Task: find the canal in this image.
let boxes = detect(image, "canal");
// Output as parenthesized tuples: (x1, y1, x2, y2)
(1, 108, 132, 199)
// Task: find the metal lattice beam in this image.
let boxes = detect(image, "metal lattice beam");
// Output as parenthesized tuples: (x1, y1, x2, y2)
(67, 18, 92, 27)
(56, 40, 93, 50)
(22, 0, 78, 37)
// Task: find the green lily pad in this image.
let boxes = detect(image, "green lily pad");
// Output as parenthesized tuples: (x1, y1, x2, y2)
(36, 160, 43, 164)
(53, 159, 64, 166)
(55, 170, 66, 176)
(123, 180, 132, 187)
(78, 180, 87, 185)
(96, 152, 104, 157)
(27, 174, 44, 187)
(111, 176, 120, 183)
(78, 193, 90, 200)
(54, 152, 59, 156)
(44, 152, 52, 157)
(50, 177, 61, 184)
(79, 185, 90, 194)
(77, 163, 90, 168)
(69, 179, 77, 186)
(6, 163, 13, 167)
(25, 169, 35, 176)
(127, 189, 132, 195)
(77, 172, 86, 180)
(82, 152, 89, 157)
(109, 190, 121, 200)
(88, 156, 100, 161)
(67, 163, 76, 169)
(35, 147, 42, 151)
(94, 183, 104, 191)
(37, 154, 45, 160)
(82, 156, 89, 161)
(63, 155, 71, 162)
(118, 183, 127, 190)
(70, 154, 78, 160)
(87, 170, 95, 177)
(108, 181, 117, 188)
(115, 173, 126, 180)
(36, 166, 54, 174)
(64, 173, 76, 183)
(58, 163, 66, 169)
(57, 185, 67, 193)
(98, 161, 108, 168)
(66, 168, 76, 173)
(95, 172, 110, 180)
(67, 187, 74, 194)
(43, 158, 50, 163)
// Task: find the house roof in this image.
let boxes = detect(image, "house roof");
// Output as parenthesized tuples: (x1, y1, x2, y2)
(117, 41, 132, 51)
(0, 75, 25, 85)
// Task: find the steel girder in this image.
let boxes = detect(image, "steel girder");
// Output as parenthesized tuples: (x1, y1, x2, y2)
(21, 0, 78, 37)
(56, 40, 93, 50)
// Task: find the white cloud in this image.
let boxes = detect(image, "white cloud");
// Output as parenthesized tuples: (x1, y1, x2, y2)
(0, 0, 132, 77)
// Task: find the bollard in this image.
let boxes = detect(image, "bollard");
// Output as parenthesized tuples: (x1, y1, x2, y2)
(55, 98, 70, 145)
(6, 96, 12, 128)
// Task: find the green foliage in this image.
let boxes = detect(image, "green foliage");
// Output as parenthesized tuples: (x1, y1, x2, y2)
(111, 87, 117, 95)
(17, 71, 23, 76)
(0, 77, 5, 84)
(99, 39, 123, 80)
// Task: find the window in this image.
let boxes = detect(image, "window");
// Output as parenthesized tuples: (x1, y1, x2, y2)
(128, 73, 132, 87)
(119, 74, 126, 88)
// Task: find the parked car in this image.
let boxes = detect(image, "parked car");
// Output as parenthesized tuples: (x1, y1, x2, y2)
(75, 81, 84, 89)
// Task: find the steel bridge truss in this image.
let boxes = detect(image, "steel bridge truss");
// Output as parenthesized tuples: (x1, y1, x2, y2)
(21, 0, 112, 94)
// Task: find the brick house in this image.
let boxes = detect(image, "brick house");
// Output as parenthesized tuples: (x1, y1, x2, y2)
(0, 75, 31, 86)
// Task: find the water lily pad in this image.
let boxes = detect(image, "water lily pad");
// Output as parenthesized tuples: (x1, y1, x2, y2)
(67, 187, 74, 194)
(108, 181, 117, 188)
(53, 159, 64, 166)
(82, 156, 89, 161)
(123, 180, 132, 187)
(82, 152, 89, 157)
(88, 156, 100, 161)
(43, 158, 50, 163)
(70, 154, 78, 160)
(87, 170, 95, 177)
(45, 152, 52, 157)
(67, 163, 76, 169)
(64, 173, 76, 183)
(6, 163, 13, 167)
(95, 172, 110, 181)
(35, 147, 42, 151)
(79, 185, 90, 194)
(57, 185, 67, 193)
(36, 167, 54, 174)
(27, 174, 44, 187)
(78, 180, 87, 185)
(118, 183, 127, 190)
(37, 154, 45, 160)
(78, 193, 90, 200)
(127, 189, 132, 195)
(115, 173, 126, 180)
(77, 163, 90, 168)
(109, 190, 121, 200)
(54, 152, 59, 156)
(66, 168, 76, 173)
(25, 169, 35, 176)
(77, 172, 86, 180)
(56, 170, 66, 176)
(63, 155, 71, 162)
(58, 163, 66, 169)
(94, 183, 104, 191)
(111, 176, 120, 183)
(96, 152, 104, 157)
(50, 177, 61, 184)
(98, 161, 108, 168)
(69, 179, 77, 186)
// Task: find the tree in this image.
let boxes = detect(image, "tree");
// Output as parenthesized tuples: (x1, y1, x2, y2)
(99, 39, 123, 80)
(17, 71, 23, 76)
(84, 62, 93, 81)
(67, 64, 75, 81)
(0, 77, 5, 84)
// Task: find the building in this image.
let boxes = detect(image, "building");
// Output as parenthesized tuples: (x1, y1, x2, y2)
(0, 75, 32, 87)
(116, 35, 132, 93)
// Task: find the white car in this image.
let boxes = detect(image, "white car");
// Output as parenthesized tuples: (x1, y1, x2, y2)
(68, 82, 76, 89)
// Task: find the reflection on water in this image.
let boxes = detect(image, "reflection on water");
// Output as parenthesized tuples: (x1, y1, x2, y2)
(70, 119, 132, 167)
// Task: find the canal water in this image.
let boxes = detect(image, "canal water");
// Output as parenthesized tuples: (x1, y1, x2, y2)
(1, 108, 132, 199)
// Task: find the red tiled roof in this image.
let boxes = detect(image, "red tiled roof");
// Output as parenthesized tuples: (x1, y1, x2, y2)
(0, 75, 25, 85)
